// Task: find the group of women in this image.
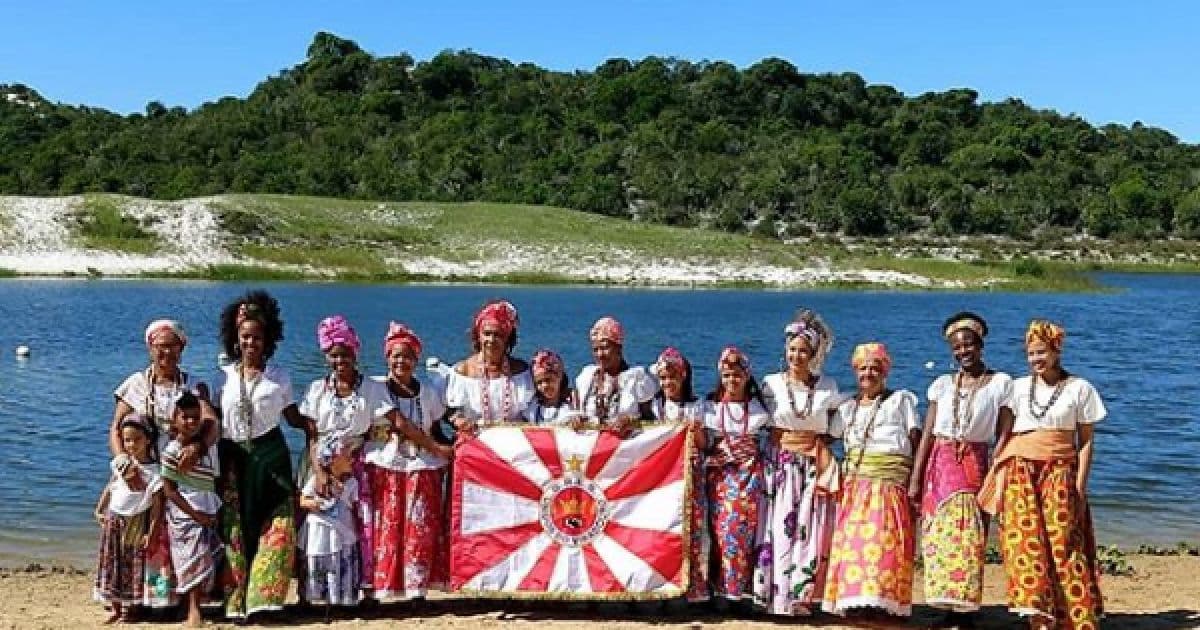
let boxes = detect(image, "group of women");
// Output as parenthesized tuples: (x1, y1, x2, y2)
(95, 289, 1106, 630)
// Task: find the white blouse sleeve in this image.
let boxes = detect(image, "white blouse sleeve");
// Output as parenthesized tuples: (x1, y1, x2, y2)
(631, 367, 659, 404)
(444, 371, 467, 408)
(761, 375, 780, 418)
(367, 380, 395, 419)
(829, 401, 849, 438)
(298, 380, 321, 417)
(997, 373, 1015, 410)
(927, 375, 949, 403)
(113, 372, 145, 407)
(896, 390, 921, 432)
(276, 369, 295, 407)
(1074, 379, 1107, 424)
(423, 380, 447, 427)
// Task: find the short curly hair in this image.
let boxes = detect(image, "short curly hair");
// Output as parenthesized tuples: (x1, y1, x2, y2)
(219, 290, 285, 360)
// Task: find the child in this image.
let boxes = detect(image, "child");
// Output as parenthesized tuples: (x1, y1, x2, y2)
(94, 413, 175, 623)
(524, 349, 579, 425)
(703, 346, 770, 606)
(161, 391, 223, 627)
(298, 434, 362, 608)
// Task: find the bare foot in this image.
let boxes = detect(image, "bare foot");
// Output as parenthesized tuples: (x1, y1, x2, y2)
(103, 607, 121, 624)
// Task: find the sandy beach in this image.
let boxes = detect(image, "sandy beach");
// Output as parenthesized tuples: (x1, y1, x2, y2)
(2, 556, 1197, 629)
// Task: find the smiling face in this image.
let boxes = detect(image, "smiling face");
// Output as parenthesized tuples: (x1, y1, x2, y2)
(591, 339, 622, 373)
(855, 358, 887, 395)
(785, 335, 814, 374)
(328, 446, 355, 480)
(658, 367, 683, 402)
(1026, 339, 1061, 379)
(121, 425, 151, 462)
(949, 329, 984, 372)
(533, 369, 563, 404)
(477, 321, 510, 361)
(238, 319, 266, 365)
(174, 405, 203, 441)
(148, 332, 184, 374)
(719, 365, 749, 401)
(388, 344, 418, 385)
(325, 344, 356, 380)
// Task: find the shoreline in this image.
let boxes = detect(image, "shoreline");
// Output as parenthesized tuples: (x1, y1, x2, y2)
(3, 555, 1197, 629)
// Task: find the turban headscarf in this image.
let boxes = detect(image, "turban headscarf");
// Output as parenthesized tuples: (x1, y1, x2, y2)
(944, 314, 987, 340)
(531, 349, 565, 376)
(474, 300, 519, 338)
(653, 347, 690, 377)
(317, 315, 361, 356)
(589, 316, 625, 346)
(1025, 319, 1065, 353)
(784, 309, 834, 372)
(718, 345, 751, 373)
(383, 321, 423, 358)
(851, 342, 892, 377)
(145, 319, 187, 346)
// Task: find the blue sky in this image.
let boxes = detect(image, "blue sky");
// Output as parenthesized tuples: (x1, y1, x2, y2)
(1, 0, 1196, 141)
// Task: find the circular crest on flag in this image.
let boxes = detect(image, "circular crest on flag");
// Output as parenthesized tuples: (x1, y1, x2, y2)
(539, 476, 610, 546)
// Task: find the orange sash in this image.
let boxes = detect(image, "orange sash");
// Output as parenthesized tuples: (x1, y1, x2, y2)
(779, 430, 840, 493)
(977, 429, 1077, 515)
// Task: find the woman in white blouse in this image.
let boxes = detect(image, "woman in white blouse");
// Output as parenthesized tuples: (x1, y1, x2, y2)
(978, 320, 1106, 630)
(446, 300, 534, 433)
(574, 316, 658, 433)
(909, 312, 1013, 624)
(823, 343, 920, 621)
(753, 309, 842, 617)
(212, 291, 313, 620)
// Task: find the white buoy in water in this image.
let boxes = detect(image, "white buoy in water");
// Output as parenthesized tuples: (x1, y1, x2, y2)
(924, 360, 935, 369)
(15, 345, 30, 358)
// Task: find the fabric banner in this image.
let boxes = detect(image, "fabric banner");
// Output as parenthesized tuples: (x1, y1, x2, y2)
(450, 424, 691, 599)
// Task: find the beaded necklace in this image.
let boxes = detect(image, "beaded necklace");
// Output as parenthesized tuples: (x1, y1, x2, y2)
(950, 370, 985, 438)
(387, 378, 424, 457)
(145, 366, 186, 435)
(320, 371, 365, 437)
(1029, 372, 1070, 421)
(718, 398, 752, 463)
(785, 372, 818, 424)
(237, 362, 264, 449)
(588, 368, 622, 423)
(478, 360, 514, 423)
(846, 391, 885, 476)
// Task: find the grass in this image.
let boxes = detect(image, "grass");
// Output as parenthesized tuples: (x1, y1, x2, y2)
(0, 267, 17, 278)
(71, 194, 160, 254)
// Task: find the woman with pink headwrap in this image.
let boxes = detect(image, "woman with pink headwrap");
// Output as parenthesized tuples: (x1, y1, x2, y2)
(523, 349, 579, 425)
(574, 316, 658, 433)
(823, 342, 920, 622)
(364, 321, 454, 601)
(446, 300, 535, 434)
(978, 320, 1106, 630)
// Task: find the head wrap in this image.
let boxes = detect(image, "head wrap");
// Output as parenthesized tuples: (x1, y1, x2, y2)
(317, 315, 361, 356)
(944, 314, 987, 340)
(383, 321, 423, 358)
(235, 302, 261, 327)
(531, 349, 565, 376)
(1025, 319, 1065, 353)
(851, 342, 892, 376)
(589, 316, 625, 346)
(718, 345, 751, 373)
(118, 412, 154, 436)
(784, 309, 834, 372)
(317, 433, 351, 467)
(653, 347, 689, 377)
(145, 319, 187, 346)
(474, 300, 519, 338)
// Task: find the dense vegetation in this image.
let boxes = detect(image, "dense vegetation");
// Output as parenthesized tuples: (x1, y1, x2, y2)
(2, 32, 1199, 240)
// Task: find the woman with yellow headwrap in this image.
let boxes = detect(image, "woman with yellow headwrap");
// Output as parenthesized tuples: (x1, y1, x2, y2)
(823, 342, 920, 621)
(978, 320, 1106, 630)
(909, 312, 1014, 626)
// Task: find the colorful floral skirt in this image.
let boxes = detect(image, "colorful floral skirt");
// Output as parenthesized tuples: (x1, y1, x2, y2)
(94, 512, 177, 607)
(705, 462, 764, 600)
(753, 449, 836, 615)
(218, 430, 296, 618)
(823, 475, 914, 617)
(685, 452, 711, 602)
(921, 440, 988, 612)
(999, 456, 1103, 629)
(365, 465, 448, 599)
(303, 546, 361, 606)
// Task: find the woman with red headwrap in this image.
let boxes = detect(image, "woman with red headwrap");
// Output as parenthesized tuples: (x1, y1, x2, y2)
(575, 316, 658, 433)
(908, 311, 1013, 626)
(702, 346, 770, 607)
(364, 321, 454, 601)
(754, 309, 843, 617)
(651, 347, 710, 603)
(523, 349, 579, 424)
(978, 320, 1106, 630)
(823, 342, 920, 621)
(446, 300, 534, 433)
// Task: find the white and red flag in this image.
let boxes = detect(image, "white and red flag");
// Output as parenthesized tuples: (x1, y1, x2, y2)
(450, 424, 691, 599)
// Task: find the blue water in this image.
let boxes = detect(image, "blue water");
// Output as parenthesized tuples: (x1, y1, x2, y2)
(0, 274, 1196, 566)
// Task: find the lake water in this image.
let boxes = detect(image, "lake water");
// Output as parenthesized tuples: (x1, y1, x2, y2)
(0, 275, 1197, 567)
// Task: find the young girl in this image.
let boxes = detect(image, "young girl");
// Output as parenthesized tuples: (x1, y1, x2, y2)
(823, 343, 920, 621)
(298, 434, 362, 608)
(94, 413, 175, 622)
(703, 346, 770, 605)
(524, 349, 579, 425)
(162, 392, 224, 627)
(651, 347, 709, 604)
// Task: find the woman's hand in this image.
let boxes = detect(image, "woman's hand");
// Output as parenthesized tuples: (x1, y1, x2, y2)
(434, 443, 455, 460)
(314, 469, 332, 498)
(907, 478, 922, 505)
(610, 415, 635, 437)
(451, 412, 477, 437)
(568, 415, 589, 433)
(94, 509, 105, 526)
(194, 512, 217, 528)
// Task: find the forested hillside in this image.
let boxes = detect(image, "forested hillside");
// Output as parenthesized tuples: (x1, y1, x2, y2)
(2, 32, 1198, 240)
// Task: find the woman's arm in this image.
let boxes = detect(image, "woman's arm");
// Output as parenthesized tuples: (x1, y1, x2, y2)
(908, 402, 937, 502)
(1076, 423, 1094, 498)
(282, 404, 317, 440)
(993, 406, 1015, 456)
